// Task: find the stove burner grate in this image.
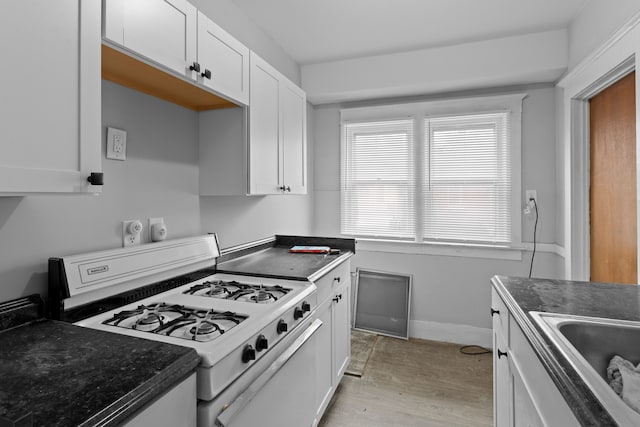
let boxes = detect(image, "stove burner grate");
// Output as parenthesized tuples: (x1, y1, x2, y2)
(184, 280, 292, 304)
(103, 304, 248, 342)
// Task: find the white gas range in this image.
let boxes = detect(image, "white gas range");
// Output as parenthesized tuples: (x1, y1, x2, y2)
(48, 235, 321, 427)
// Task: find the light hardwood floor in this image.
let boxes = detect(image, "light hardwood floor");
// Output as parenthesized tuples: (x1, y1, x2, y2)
(319, 336, 493, 427)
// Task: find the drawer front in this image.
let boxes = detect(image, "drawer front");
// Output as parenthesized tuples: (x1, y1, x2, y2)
(315, 261, 350, 304)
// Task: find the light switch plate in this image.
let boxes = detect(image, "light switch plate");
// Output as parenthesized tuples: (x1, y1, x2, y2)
(107, 127, 127, 161)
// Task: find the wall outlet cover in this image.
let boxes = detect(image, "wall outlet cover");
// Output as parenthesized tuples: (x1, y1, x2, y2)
(107, 127, 127, 161)
(122, 219, 142, 247)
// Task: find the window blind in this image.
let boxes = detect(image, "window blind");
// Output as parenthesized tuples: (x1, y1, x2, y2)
(423, 112, 511, 244)
(341, 119, 415, 239)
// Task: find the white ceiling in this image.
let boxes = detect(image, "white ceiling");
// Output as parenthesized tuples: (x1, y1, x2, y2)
(231, 0, 589, 65)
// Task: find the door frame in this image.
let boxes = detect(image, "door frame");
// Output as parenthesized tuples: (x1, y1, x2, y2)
(558, 12, 640, 281)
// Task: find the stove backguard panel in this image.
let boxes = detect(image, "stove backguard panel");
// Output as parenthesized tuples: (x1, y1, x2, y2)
(48, 235, 220, 320)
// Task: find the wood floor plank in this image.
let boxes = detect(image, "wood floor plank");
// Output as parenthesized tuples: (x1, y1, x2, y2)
(319, 336, 493, 427)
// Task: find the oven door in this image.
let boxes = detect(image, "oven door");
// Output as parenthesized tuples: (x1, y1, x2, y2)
(198, 317, 322, 427)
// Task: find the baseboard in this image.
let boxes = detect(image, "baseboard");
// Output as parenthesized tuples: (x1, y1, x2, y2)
(410, 319, 492, 348)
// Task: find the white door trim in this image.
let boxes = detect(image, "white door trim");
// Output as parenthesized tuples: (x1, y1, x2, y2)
(557, 12, 640, 281)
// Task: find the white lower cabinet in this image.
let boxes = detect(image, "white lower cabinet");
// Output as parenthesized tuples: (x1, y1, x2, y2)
(491, 288, 580, 426)
(313, 261, 352, 426)
(123, 372, 197, 427)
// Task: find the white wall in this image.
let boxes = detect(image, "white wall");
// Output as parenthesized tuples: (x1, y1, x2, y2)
(312, 86, 562, 343)
(568, 0, 640, 70)
(0, 81, 201, 301)
(302, 30, 568, 104)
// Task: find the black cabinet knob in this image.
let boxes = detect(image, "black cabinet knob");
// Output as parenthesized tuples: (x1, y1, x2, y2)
(242, 344, 256, 363)
(497, 349, 508, 359)
(189, 62, 201, 72)
(255, 335, 268, 352)
(302, 301, 311, 312)
(286, 186, 291, 192)
(293, 307, 304, 320)
(278, 185, 286, 191)
(277, 319, 288, 334)
(333, 276, 341, 283)
(87, 172, 104, 186)
(333, 296, 340, 303)
(202, 69, 212, 79)
(491, 308, 500, 316)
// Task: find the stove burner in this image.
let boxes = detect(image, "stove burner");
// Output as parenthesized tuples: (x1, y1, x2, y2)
(134, 309, 164, 331)
(103, 304, 248, 342)
(253, 290, 275, 304)
(184, 280, 292, 304)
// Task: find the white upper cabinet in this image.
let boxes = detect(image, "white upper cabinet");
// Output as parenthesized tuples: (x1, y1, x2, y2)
(103, 0, 249, 106)
(0, 0, 102, 194)
(281, 82, 307, 194)
(248, 52, 307, 195)
(197, 12, 249, 105)
(248, 54, 281, 195)
(104, 0, 196, 78)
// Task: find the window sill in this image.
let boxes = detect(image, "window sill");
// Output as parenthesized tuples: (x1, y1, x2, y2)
(354, 238, 524, 260)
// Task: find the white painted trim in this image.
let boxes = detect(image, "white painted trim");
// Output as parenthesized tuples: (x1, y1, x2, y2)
(557, 10, 640, 281)
(355, 238, 565, 260)
(409, 319, 492, 348)
(558, 11, 640, 87)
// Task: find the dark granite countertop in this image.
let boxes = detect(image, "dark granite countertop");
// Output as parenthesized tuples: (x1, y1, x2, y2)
(491, 275, 640, 426)
(0, 319, 200, 427)
(217, 235, 355, 282)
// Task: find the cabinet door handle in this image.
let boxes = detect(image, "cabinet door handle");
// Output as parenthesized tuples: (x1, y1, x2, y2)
(87, 172, 104, 186)
(201, 69, 212, 79)
(278, 185, 286, 191)
(491, 308, 500, 316)
(497, 349, 508, 359)
(286, 186, 291, 192)
(333, 277, 341, 283)
(333, 296, 340, 303)
(189, 62, 201, 72)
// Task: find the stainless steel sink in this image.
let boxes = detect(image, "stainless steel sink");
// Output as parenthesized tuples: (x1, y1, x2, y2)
(530, 311, 640, 426)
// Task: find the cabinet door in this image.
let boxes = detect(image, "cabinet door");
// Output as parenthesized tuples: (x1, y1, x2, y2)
(314, 300, 333, 423)
(493, 330, 511, 427)
(248, 53, 281, 194)
(0, 0, 101, 194)
(281, 82, 307, 194)
(197, 12, 249, 105)
(333, 280, 351, 384)
(512, 366, 544, 427)
(104, 0, 196, 78)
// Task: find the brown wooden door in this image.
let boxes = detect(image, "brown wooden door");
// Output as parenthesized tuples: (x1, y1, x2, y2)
(590, 71, 637, 284)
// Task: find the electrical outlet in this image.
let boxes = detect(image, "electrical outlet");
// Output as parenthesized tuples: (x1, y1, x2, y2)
(525, 190, 537, 202)
(122, 220, 143, 247)
(107, 127, 127, 161)
(148, 217, 167, 242)
(524, 190, 537, 215)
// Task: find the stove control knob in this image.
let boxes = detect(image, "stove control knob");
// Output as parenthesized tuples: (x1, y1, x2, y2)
(277, 320, 288, 334)
(302, 301, 311, 312)
(242, 345, 256, 363)
(256, 335, 269, 352)
(293, 307, 304, 320)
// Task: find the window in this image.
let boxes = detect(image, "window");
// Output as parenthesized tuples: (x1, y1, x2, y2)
(340, 94, 524, 247)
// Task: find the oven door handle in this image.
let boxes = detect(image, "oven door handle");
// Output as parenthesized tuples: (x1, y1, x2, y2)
(215, 318, 323, 427)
